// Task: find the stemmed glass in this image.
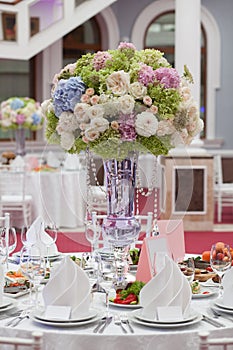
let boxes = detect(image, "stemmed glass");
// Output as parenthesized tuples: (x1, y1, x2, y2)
(21, 225, 35, 248)
(210, 242, 232, 298)
(85, 220, 101, 253)
(177, 257, 195, 284)
(0, 226, 17, 269)
(20, 245, 46, 308)
(98, 256, 115, 316)
(43, 223, 58, 270)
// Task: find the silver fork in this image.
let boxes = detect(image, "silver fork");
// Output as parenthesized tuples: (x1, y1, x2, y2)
(114, 315, 127, 333)
(210, 308, 233, 322)
(5, 309, 30, 327)
(120, 314, 134, 333)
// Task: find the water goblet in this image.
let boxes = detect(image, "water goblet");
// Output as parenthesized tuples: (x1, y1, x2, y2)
(0, 226, 17, 268)
(43, 223, 58, 269)
(98, 257, 115, 316)
(177, 257, 195, 284)
(21, 225, 34, 248)
(210, 242, 232, 297)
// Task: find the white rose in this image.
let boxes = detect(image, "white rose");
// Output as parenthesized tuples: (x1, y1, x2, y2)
(157, 120, 176, 137)
(86, 105, 105, 119)
(74, 103, 90, 123)
(60, 132, 75, 150)
(135, 111, 158, 137)
(118, 95, 135, 114)
(85, 128, 100, 141)
(129, 82, 147, 99)
(56, 111, 79, 132)
(90, 117, 109, 133)
(106, 71, 130, 96)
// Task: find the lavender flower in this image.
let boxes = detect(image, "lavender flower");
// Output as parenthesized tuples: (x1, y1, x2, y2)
(53, 76, 86, 117)
(154, 67, 180, 89)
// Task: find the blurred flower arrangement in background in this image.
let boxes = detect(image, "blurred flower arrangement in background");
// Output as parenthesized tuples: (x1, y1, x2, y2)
(43, 42, 203, 159)
(0, 97, 43, 131)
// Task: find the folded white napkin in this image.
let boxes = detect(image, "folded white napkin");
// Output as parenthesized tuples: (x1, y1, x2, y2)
(10, 155, 25, 169)
(139, 255, 191, 320)
(222, 268, 233, 307)
(26, 216, 58, 256)
(46, 151, 60, 168)
(42, 256, 91, 318)
(63, 154, 81, 170)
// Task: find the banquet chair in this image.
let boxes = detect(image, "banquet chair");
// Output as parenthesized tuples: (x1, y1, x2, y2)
(214, 155, 233, 222)
(0, 212, 10, 229)
(0, 331, 43, 349)
(199, 331, 233, 349)
(0, 167, 33, 227)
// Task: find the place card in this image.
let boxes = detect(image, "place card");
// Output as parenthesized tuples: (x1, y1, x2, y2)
(157, 306, 183, 321)
(44, 305, 71, 320)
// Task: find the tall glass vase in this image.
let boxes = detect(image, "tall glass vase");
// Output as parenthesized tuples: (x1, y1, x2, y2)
(14, 128, 26, 156)
(102, 151, 141, 288)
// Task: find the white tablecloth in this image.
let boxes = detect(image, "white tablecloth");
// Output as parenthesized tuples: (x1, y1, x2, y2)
(1, 259, 233, 350)
(24, 169, 87, 228)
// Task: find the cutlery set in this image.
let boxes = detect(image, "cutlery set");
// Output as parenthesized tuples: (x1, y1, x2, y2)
(93, 314, 134, 333)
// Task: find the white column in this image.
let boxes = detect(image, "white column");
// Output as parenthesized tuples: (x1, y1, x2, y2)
(175, 0, 201, 108)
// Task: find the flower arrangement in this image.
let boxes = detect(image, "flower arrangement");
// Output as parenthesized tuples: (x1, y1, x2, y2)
(0, 97, 44, 131)
(43, 42, 203, 159)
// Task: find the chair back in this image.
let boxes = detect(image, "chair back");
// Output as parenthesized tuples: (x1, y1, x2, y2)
(0, 168, 26, 199)
(0, 331, 43, 350)
(0, 212, 10, 229)
(199, 331, 233, 349)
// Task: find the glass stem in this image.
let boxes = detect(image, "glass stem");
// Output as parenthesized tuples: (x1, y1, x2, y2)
(46, 246, 50, 270)
(219, 275, 223, 297)
(105, 290, 109, 316)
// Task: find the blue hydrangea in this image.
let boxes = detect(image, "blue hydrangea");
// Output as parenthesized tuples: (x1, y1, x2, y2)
(32, 113, 41, 125)
(53, 76, 86, 117)
(10, 98, 25, 110)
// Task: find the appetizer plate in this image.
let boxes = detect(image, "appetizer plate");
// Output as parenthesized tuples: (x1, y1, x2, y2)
(192, 286, 218, 299)
(0, 299, 17, 313)
(210, 302, 233, 315)
(4, 286, 30, 298)
(214, 299, 233, 311)
(109, 300, 142, 309)
(0, 296, 14, 309)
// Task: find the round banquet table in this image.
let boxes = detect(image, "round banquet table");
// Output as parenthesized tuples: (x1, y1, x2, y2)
(1, 261, 233, 350)
(24, 168, 87, 229)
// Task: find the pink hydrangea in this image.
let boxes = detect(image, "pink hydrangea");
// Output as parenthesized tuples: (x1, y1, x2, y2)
(118, 113, 136, 141)
(138, 64, 156, 86)
(118, 42, 136, 51)
(16, 114, 25, 124)
(154, 67, 180, 89)
(93, 51, 112, 71)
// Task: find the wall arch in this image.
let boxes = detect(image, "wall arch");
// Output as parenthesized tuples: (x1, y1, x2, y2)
(131, 0, 221, 141)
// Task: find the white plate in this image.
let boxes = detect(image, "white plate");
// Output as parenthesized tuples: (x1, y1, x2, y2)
(210, 302, 233, 315)
(192, 287, 218, 299)
(34, 309, 97, 323)
(0, 299, 17, 313)
(109, 301, 142, 309)
(214, 299, 233, 310)
(0, 296, 14, 309)
(132, 308, 199, 324)
(14, 252, 63, 262)
(31, 314, 100, 328)
(4, 289, 29, 299)
(130, 313, 202, 329)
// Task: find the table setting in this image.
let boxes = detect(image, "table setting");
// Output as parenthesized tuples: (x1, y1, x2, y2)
(0, 236, 233, 350)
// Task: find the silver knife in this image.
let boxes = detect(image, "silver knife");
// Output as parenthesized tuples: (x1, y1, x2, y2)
(98, 316, 112, 333)
(202, 314, 225, 328)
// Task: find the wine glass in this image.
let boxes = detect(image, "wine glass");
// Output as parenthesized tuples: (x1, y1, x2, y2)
(177, 257, 195, 284)
(21, 225, 35, 248)
(98, 256, 115, 316)
(20, 245, 45, 308)
(85, 220, 101, 253)
(43, 223, 58, 270)
(0, 227, 17, 269)
(210, 242, 232, 298)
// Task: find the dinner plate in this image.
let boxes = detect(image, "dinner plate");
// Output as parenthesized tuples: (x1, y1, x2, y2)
(130, 313, 202, 329)
(0, 296, 14, 309)
(214, 299, 233, 310)
(210, 302, 233, 315)
(0, 299, 17, 313)
(109, 300, 142, 309)
(192, 287, 218, 299)
(14, 252, 63, 262)
(31, 314, 100, 328)
(34, 309, 98, 323)
(132, 308, 199, 324)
